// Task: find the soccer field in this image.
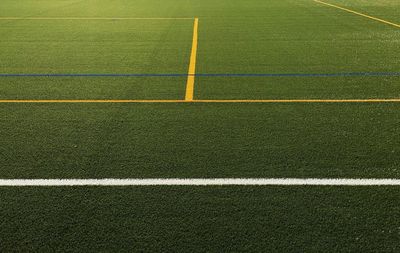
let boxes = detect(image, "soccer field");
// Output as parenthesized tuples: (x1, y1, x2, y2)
(1, 0, 400, 251)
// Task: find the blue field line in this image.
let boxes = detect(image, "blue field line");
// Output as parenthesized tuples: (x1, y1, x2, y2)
(0, 72, 399, 77)
(196, 72, 400, 77)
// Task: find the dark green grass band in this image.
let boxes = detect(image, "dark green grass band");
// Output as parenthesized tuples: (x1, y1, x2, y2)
(1, 187, 400, 252)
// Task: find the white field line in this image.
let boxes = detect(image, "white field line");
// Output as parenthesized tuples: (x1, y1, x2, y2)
(0, 178, 400, 186)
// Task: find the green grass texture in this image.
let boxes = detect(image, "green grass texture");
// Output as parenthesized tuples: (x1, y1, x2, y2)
(1, 0, 400, 251)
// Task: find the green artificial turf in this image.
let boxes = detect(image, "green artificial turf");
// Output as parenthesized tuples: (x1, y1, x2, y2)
(1, 0, 400, 251)
(194, 0, 399, 99)
(1, 187, 400, 252)
(0, 19, 192, 99)
(0, 77, 187, 100)
(0, 20, 192, 74)
(332, 0, 400, 23)
(196, 76, 400, 99)
(1, 103, 400, 179)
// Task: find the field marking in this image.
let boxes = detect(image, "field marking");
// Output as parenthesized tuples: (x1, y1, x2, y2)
(314, 0, 400, 29)
(0, 17, 193, 20)
(185, 18, 199, 101)
(195, 99, 400, 103)
(1, 72, 400, 77)
(1, 178, 400, 186)
(0, 100, 187, 103)
(1, 99, 400, 103)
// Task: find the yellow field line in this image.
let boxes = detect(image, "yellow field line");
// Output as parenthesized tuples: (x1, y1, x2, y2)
(195, 99, 400, 103)
(0, 17, 193, 20)
(314, 0, 400, 28)
(1, 99, 400, 103)
(0, 100, 186, 103)
(185, 18, 199, 101)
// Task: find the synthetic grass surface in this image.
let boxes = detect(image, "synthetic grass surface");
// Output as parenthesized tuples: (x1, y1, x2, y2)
(332, 0, 400, 23)
(1, 0, 400, 251)
(1, 103, 400, 179)
(196, 76, 400, 99)
(0, 0, 398, 100)
(0, 20, 192, 74)
(0, 77, 187, 99)
(0, 19, 192, 99)
(1, 187, 400, 252)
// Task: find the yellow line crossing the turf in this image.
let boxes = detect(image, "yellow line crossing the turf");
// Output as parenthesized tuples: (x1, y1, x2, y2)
(0, 17, 193, 20)
(1, 99, 400, 103)
(314, 0, 400, 29)
(0, 13, 397, 104)
(185, 18, 199, 101)
(0, 100, 186, 103)
(194, 99, 400, 103)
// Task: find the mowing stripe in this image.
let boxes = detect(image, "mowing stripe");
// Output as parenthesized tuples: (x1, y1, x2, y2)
(314, 0, 400, 29)
(1, 72, 400, 77)
(1, 99, 400, 103)
(0, 17, 193, 20)
(185, 18, 199, 101)
(0, 178, 400, 186)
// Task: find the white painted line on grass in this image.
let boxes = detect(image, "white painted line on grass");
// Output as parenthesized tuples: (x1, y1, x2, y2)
(0, 178, 400, 186)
